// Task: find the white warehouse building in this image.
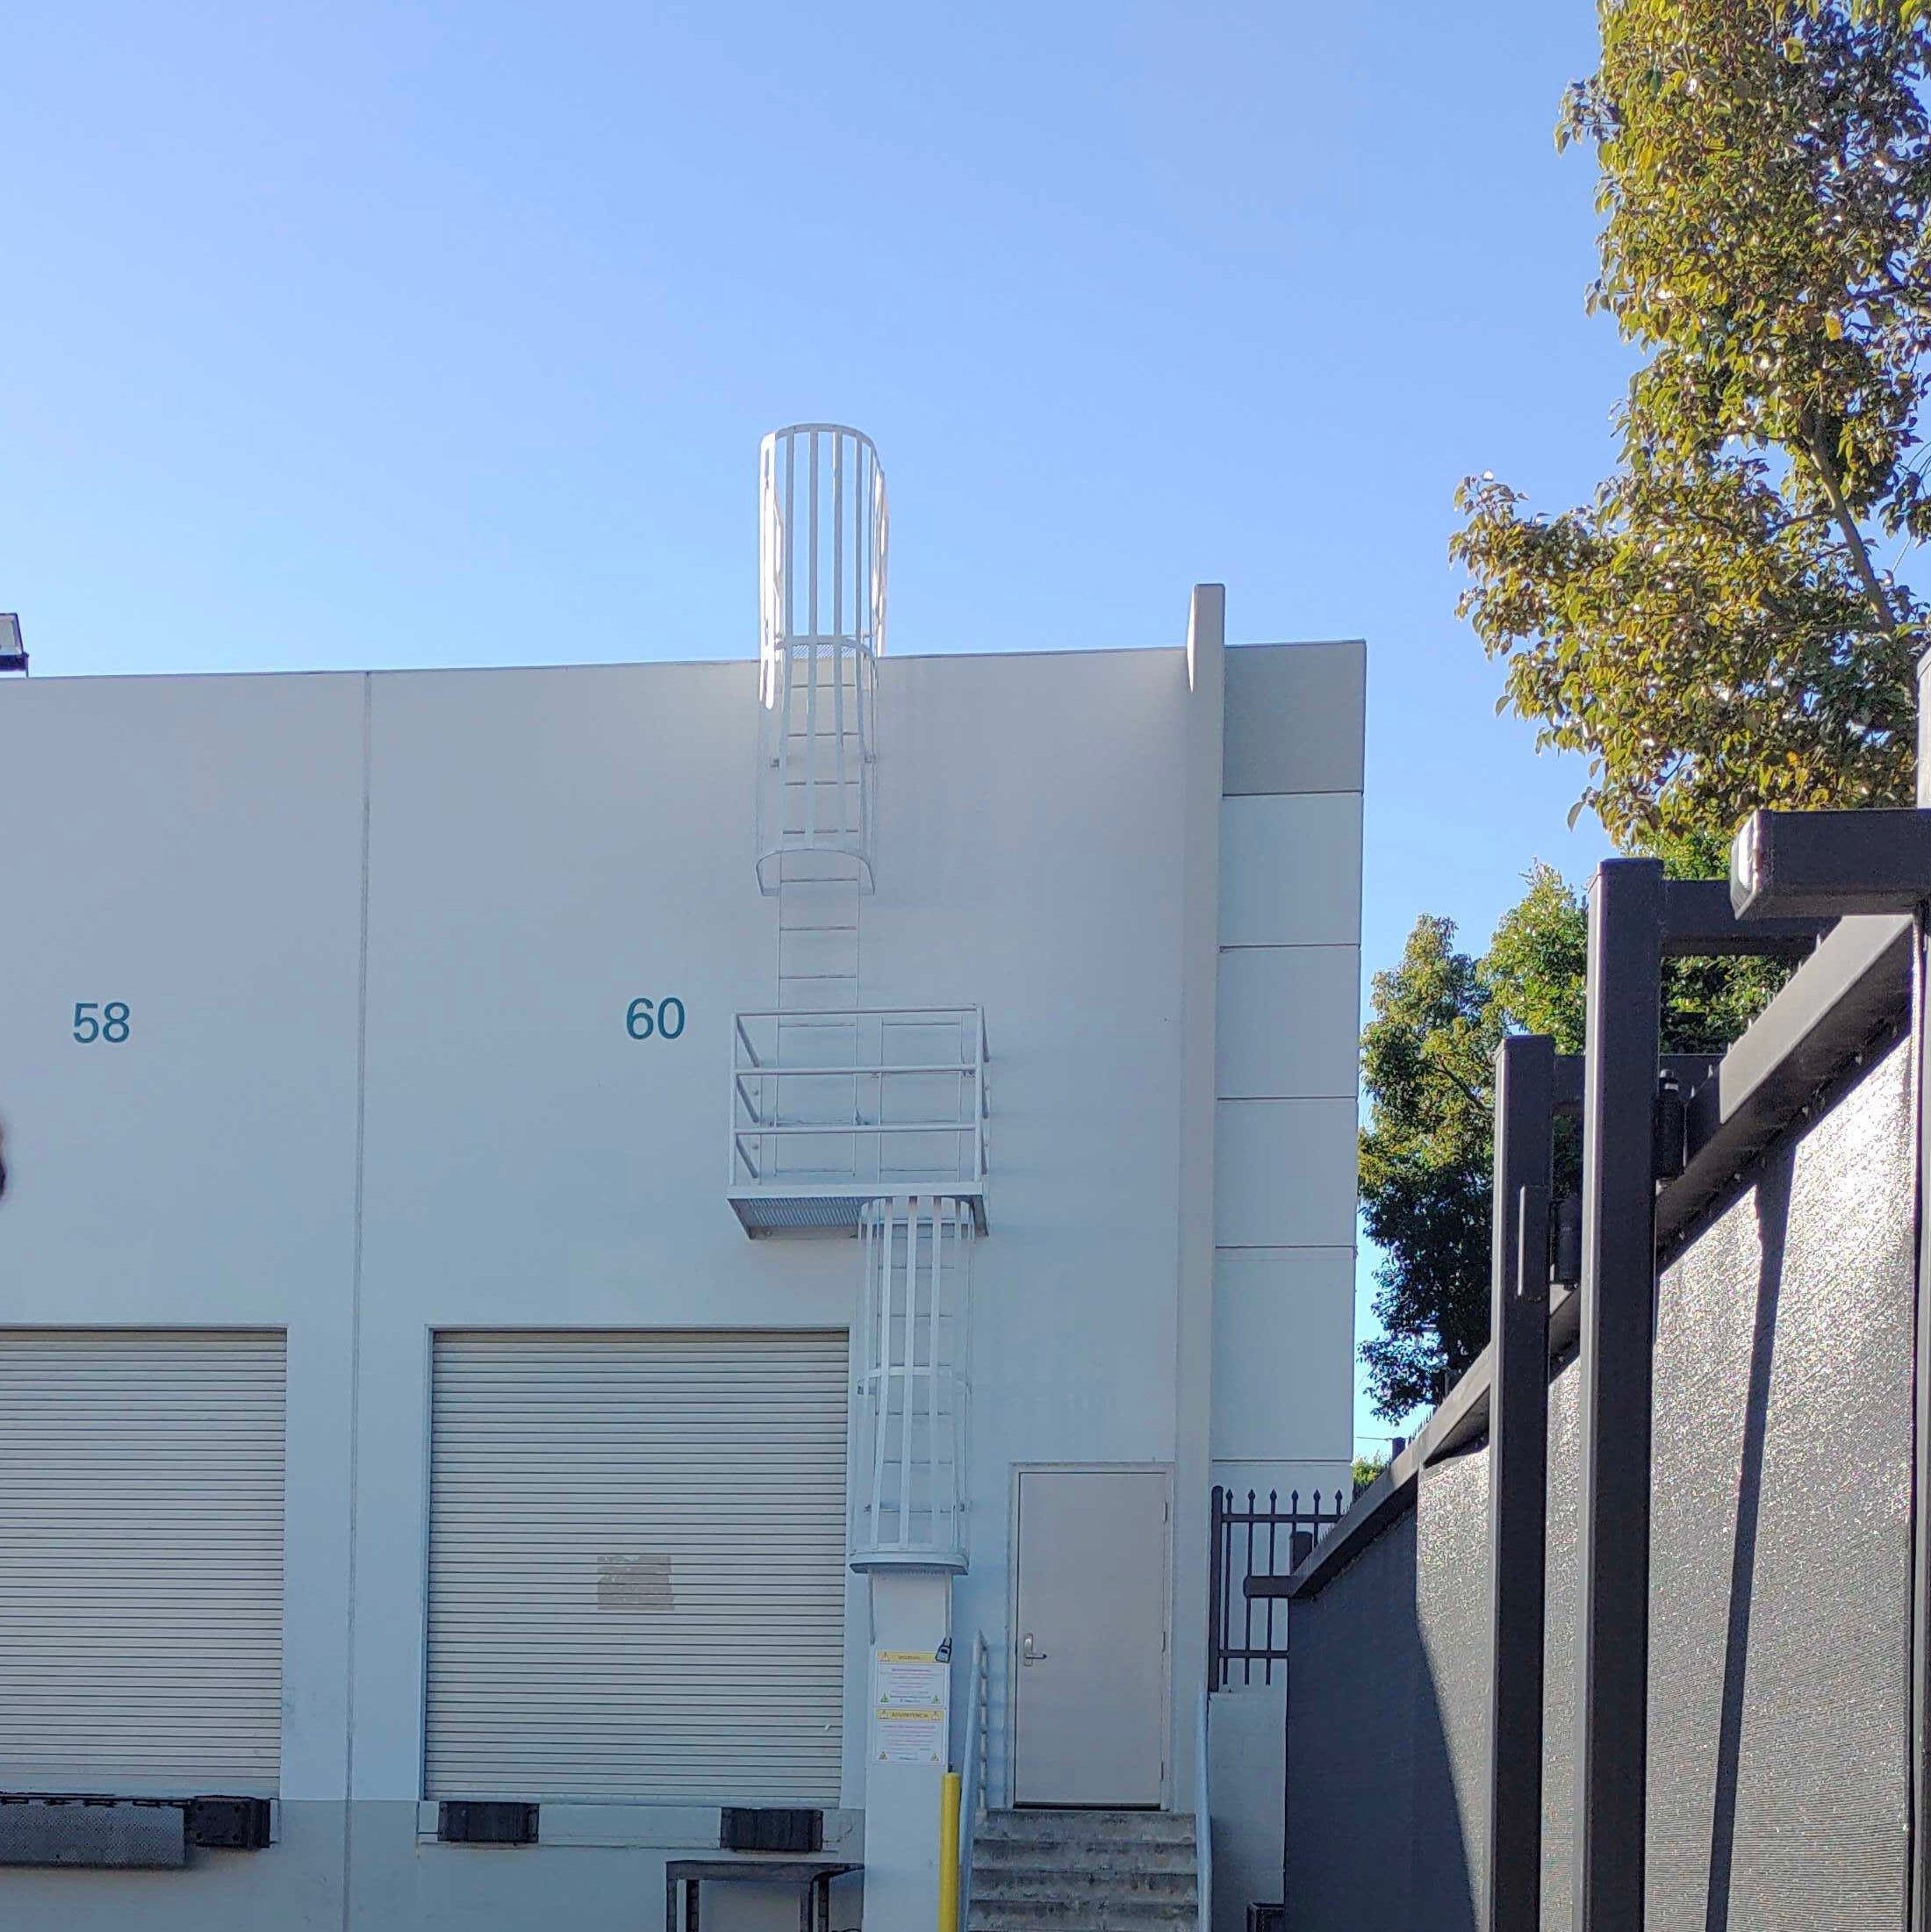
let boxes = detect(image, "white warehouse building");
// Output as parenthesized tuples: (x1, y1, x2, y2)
(0, 428, 1363, 1932)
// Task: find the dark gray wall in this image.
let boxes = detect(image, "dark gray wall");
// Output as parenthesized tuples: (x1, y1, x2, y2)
(1286, 1508, 1421, 1932)
(1285, 1447, 1490, 1932)
(1541, 1357, 1580, 1932)
(1414, 1446, 1491, 1926)
(1287, 1038, 1915, 1932)
(1643, 1037, 1913, 1930)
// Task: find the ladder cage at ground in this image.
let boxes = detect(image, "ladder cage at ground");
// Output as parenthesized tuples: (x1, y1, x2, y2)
(728, 1008, 990, 1235)
(851, 1195, 973, 1569)
(757, 424, 887, 894)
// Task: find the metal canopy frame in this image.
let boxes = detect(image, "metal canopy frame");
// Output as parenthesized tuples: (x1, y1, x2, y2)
(1485, 1035, 1554, 1932)
(1573, 865, 1897, 1930)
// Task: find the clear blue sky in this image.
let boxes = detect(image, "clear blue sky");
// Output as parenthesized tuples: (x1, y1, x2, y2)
(4, 3, 1624, 1455)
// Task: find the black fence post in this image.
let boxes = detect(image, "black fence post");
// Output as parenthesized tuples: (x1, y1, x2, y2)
(1486, 1034, 1554, 1932)
(1209, 1484, 1225, 1695)
(1575, 858, 1665, 1932)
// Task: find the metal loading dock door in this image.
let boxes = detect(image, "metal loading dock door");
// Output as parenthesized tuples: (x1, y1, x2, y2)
(0, 1330, 287, 1792)
(425, 1331, 849, 1803)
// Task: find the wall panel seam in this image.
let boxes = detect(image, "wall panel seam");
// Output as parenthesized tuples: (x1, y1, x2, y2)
(340, 672, 372, 1930)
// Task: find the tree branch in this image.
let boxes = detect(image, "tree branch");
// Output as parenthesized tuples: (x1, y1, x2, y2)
(1424, 1058, 1491, 1114)
(1804, 413, 1901, 634)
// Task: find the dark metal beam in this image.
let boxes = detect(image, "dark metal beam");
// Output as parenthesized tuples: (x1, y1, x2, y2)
(1554, 1054, 1584, 1119)
(1732, 807, 1931, 921)
(1575, 858, 1665, 1932)
(1659, 877, 1829, 958)
(1485, 1035, 1554, 1932)
(1662, 916, 1913, 1256)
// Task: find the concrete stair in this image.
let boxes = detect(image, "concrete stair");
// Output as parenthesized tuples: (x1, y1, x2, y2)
(967, 1809, 1200, 1931)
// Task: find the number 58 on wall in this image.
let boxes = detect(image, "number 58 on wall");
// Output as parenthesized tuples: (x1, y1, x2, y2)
(73, 1002, 131, 1044)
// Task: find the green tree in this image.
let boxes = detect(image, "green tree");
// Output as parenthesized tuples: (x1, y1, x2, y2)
(1452, 0, 1928, 845)
(1360, 868, 1585, 1419)
(1363, 0, 1927, 1422)
(1360, 852, 1789, 1422)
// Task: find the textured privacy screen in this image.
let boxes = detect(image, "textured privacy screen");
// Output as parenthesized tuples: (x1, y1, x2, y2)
(1541, 1359, 1581, 1932)
(1285, 1446, 1492, 1932)
(1287, 1039, 1914, 1932)
(1286, 1505, 1424, 1932)
(1412, 1446, 1491, 1925)
(1643, 1037, 1913, 1930)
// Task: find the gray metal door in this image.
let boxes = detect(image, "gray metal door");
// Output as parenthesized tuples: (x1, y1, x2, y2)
(1012, 1467, 1170, 1806)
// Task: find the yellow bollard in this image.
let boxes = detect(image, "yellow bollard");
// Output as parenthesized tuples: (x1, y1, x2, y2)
(937, 1770, 962, 1932)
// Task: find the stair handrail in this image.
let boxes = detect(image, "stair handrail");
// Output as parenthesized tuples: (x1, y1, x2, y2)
(960, 1630, 988, 1923)
(1195, 1687, 1212, 1932)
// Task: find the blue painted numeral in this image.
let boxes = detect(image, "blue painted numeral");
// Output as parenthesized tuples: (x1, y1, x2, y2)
(627, 996, 685, 1042)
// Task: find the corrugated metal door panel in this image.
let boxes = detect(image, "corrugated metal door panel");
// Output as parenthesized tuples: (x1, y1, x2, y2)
(425, 1331, 849, 1804)
(0, 1331, 287, 1792)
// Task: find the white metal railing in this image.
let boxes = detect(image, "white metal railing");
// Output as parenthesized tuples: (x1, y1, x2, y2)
(1195, 1690, 1212, 1932)
(851, 1195, 973, 1569)
(729, 1008, 989, 1225)
(960, 1631, 988, 1922)
(757, 425, 887, 894)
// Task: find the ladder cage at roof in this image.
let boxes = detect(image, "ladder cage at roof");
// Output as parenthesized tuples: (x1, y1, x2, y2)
(757, 425, 887, 894)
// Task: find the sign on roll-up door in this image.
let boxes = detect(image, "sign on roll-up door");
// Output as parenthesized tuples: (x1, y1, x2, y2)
(1012, 1466, 1170, 1807)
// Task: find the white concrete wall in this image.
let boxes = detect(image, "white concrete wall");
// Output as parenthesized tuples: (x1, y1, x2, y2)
(0, 673, 366, 1812)
(1208, 642, 1363, 1932)
(0, 631, 1363, 1928)
(1210, 643, 1362, 1507)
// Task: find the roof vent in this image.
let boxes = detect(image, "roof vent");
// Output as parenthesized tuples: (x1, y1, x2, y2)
(0, 615, 25, 675)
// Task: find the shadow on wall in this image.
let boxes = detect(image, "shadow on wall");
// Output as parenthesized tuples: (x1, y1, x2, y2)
(1646, 1069, 1912, 1932)
(1702, 1153, 1789, 1932)
(1283, 1496, 1480, 1932)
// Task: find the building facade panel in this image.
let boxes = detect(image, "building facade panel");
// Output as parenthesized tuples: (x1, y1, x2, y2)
(1221, 637, 1366, 798)
(1214, 944, 1361, 1101)
(1217, 793, 1363, 948)
(1211, 1098, 1360, 1250)
(0, 671, 365, 1810)
(1210, 1247, 1354, 1471)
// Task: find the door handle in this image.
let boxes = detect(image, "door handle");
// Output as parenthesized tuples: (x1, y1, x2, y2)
(1022, 1632, 1048, 1665)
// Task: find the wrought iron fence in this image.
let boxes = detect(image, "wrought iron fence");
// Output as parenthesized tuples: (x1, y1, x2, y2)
(1209, 1483, 1347, 1689)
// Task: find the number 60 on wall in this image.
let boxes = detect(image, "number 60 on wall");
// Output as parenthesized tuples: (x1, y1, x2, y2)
(625, 996, 686, 1041)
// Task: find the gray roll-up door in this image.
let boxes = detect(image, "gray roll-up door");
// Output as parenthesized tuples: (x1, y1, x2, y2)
(426, 1330, 850, 1803)
(0, 1330, 287, 1793)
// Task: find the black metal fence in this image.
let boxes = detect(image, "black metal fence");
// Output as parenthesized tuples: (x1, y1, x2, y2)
(1209, 1483, 1346, 1689)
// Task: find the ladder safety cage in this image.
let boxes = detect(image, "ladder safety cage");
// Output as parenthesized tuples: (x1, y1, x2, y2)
(852, 1194, 973, 1570)
(757, 425, 887, 894)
